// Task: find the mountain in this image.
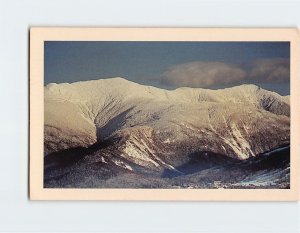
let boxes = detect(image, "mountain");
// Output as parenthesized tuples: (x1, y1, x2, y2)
(44, 77, 290, 188)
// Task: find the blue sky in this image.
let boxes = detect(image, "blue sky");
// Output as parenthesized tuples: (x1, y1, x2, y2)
(45, 41, 290, 95)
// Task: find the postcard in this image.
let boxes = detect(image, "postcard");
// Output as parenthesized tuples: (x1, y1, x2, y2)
(30, 28, 300, 200)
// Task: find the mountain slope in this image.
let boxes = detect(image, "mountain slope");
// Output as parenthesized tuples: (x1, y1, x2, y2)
(44, 77, 290, 173)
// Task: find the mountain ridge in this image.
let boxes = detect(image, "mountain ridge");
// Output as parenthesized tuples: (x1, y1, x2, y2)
(44, 77, 290, 172)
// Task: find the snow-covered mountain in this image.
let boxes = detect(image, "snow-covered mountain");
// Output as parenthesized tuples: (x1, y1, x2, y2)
(44, 77, 290, 177)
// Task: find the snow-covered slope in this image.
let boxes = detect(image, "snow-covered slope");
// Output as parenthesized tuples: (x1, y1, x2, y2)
(44, 77, 290, 171)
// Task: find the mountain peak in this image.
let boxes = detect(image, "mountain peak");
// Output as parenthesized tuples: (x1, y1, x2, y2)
(229, 83, 260, 92)
(45, 78, 269, 95)
(96, 77, 130, 83)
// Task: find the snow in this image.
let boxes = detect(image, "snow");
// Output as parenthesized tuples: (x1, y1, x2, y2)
(163, 138, 171, 144)
(230, 123, 255, 158)
(242, 123, 249, 135)
(123, 141, 160, 167)
(113, 159, 133, 171)
(100, 157, 107, 164)
(236, 167, 290, 187)
(209, 122, 254, 159)
(122, 134, 179, 171)
(221, 145, 227, 153)
(222, 116, 228, 127)
(45, 77, 290, 162)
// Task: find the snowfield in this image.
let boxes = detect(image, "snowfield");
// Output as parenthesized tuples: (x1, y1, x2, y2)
(44, 77, 290, 188)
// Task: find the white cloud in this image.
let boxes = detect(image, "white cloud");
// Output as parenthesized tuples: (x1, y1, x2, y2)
(161, 61, 247, 88)
(248, 58, 290, 83)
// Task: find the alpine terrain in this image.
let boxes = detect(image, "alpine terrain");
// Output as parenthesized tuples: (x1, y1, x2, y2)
(44, 77, 290, 188)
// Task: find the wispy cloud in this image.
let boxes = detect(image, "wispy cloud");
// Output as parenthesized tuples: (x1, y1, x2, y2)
(248, 58, 290, 83)
(159, 58, 290, 88)
(161, 62, 246, 88)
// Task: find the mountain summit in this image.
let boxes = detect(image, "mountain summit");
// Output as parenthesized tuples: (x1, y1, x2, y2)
(44, 78, 290, 188)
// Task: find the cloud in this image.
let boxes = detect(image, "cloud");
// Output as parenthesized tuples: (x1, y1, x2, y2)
(161, 61, 247, 88)
(159, 58, 290, 88)
(248, 58, 290, 83)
